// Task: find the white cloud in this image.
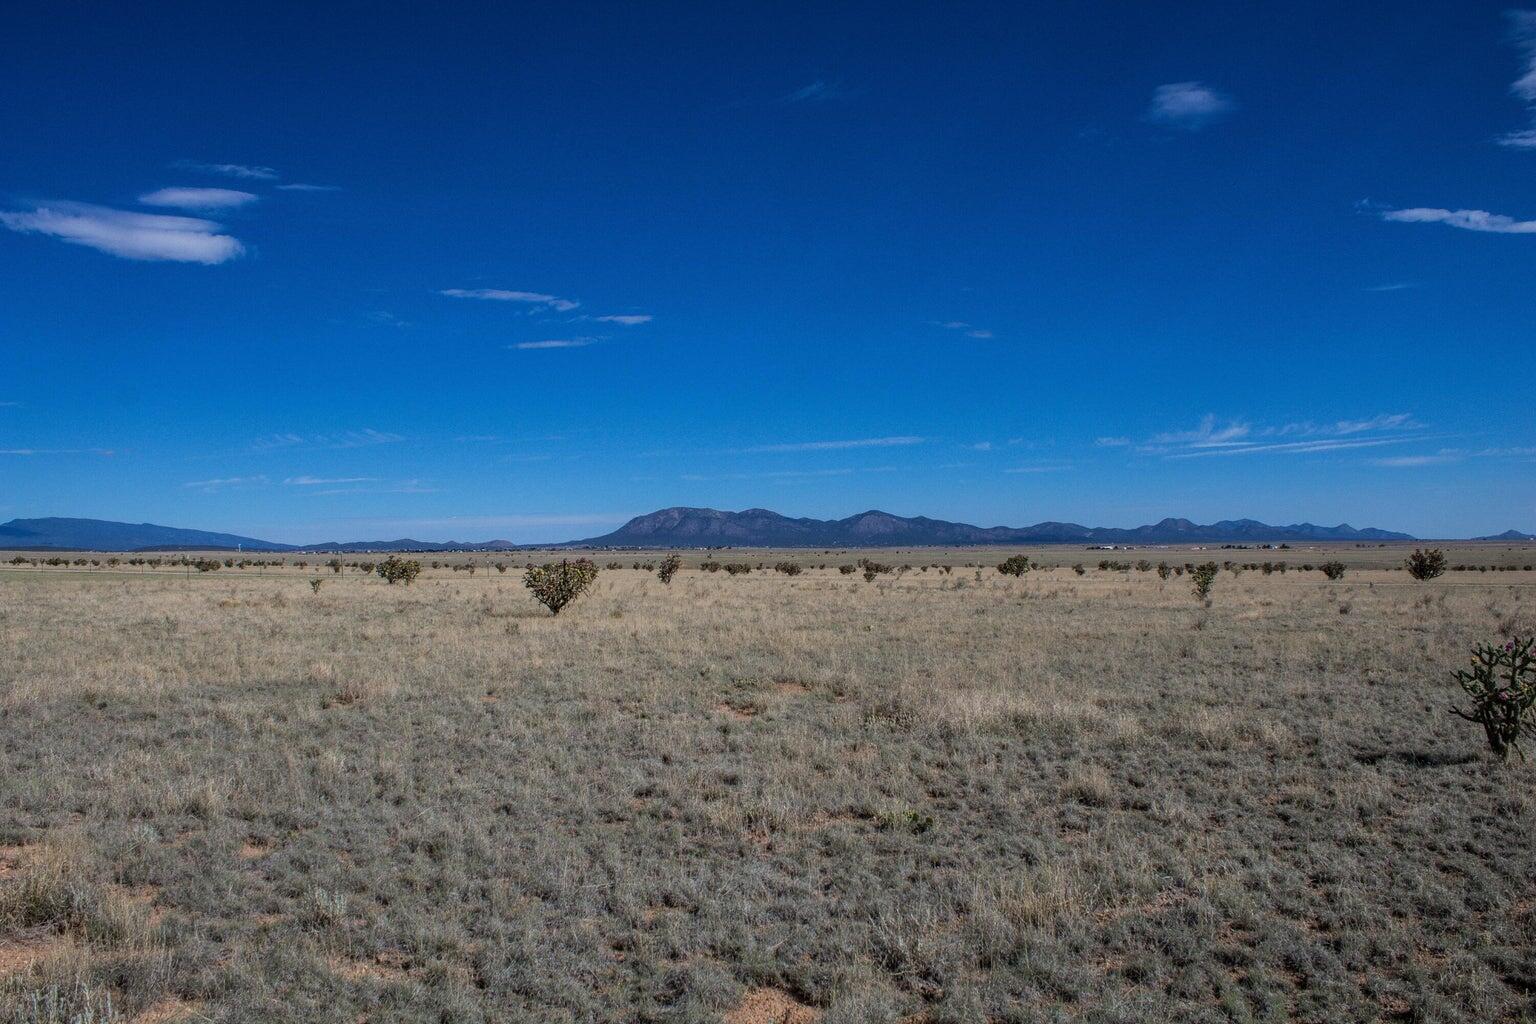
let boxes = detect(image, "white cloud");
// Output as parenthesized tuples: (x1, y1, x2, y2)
(744, 436, 924, 453)
(1149, 415, 1251, 447)
(173, 161, 278, 180)
(1095, 436, 1131, 447)
(0, 201, 243, 263)
(510, 338, 594, 350)
(284, 476, 377, 486)
(1147, 82, 1234, 128)
(933, 320, 994, 339)
(591, 314, 652, 325)
(1499, 11, 1536, 146)
(183, 475, 268, 490)
(440, 288, 580, 311)
(138, 187, 259, 210)
(252, 429, 403, 451)
(1381, 207, 1536, 234)
(1371, 453, 1461, 467)
(275, 183, 341, 192)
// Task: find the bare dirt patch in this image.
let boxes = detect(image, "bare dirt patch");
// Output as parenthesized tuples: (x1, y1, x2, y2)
(131, 996, 204, 1023)
(0, 927, 72, 979)
(723, 987, 821, 1024)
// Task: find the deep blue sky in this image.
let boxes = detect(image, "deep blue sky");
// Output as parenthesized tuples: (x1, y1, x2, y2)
(3, 1, 1533, 542)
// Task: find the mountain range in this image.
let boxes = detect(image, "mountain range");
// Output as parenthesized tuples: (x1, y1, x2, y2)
(0, 509, 1507, 552)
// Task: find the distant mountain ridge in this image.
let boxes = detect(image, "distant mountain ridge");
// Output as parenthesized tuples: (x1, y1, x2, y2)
(6, 510, 1523, 553)
(567, 507, 1417, 547)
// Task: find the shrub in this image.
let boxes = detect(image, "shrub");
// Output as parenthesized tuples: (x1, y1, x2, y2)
(1449, 636, 1536, 761)
(327, 558, 344, 575)
(1407, 548, 1447, 581)
(1072, 564, 1085, 576)
(774, 561, 803, 576)
(1320, 561, 1346, 581)
(1135, 559, 1152, 573)
(839, 564, 856, 575)
(309, 578, 323, 594)
(1190, 562, 1219, 602)
(376, 556, 422, 586)
(1156, 562, 1172, 580)
(723, 563, 752, 575)
(858, 558, 892, 583)
(700, 561, 722, 573)
(523, 559, 599, 615)
(657, 554, 682, 584)
(996, 555, 1031, 578)
(193, 559, 221, 573)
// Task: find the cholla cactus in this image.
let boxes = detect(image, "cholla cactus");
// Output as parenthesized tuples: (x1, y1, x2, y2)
(376, 556, 422, 586)
(524, 559, 599, 615)
(656, 554, 682, 584)
(1449, 636, 1536, 761)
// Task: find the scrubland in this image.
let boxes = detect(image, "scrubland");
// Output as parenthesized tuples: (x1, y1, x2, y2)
(1, 563, 1533, 1023)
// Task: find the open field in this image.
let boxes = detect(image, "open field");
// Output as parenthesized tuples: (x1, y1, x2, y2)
(2, 564, 1534, 1023)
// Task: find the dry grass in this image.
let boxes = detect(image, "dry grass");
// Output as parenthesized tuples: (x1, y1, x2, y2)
(1, 564, 1533, 1022)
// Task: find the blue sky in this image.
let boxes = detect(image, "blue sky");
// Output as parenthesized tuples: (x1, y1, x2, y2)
(2, 1, 1533, 542)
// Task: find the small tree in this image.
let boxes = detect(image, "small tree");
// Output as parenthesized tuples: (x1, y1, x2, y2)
(997, 555, 1031, 578)
(524, 559, 598, 615)
(1449, 637, 1536, 761)
(377, 556, 422, 586)
(1190, 562, 1219, 603)
(1407, 548, 1447, 581)
(1156, 562, 1172, 581)
(657, 553, 682, 585)
(1320, 561, 1346, 581)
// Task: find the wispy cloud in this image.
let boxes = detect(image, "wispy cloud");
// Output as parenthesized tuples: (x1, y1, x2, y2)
(138, 187, 258, 210)
(743, 436, 924, 453)
(183, 475, 268, 491)
(1136, 413, 1424, 458)
(1499, 11, 1536, 147)
(780, 80, 853, 103)
(172, 160, 278, 180)
(680, 467, 872, 482)
(509, 338, 594, 350)
(1, 201, 243, 263)
(1371, 453, 1461, 467)
(1095, 436, 1131, 447)
(309, 479, 437, 496)
(283, 476, 377, 486)
(275, 183, 341, 192)
(1146, 82, 1234, 129)
(1380, 207, 1536, 234)
(1004, 464, 1072, 474)
(440, 288, 579, 312)
(590, 314, 652, 325)
(252, 429, 403, 451)
(1, 447, 115, 456)
(1365, 282, 1418, 292)
(933, 320, 994, 339)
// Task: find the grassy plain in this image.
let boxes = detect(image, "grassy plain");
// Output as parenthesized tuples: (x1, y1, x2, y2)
(2, 558, 1534, 1023)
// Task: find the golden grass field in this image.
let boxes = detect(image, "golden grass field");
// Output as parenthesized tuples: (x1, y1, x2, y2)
(2, 555, 1534, 1023)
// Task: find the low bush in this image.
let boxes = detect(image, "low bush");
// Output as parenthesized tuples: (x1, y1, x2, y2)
(996, 555, 1031, 577)
(523, 559, 599, 615)
(376, 556, 422, 586)
(1320, 561, 1346, 581)
(657, 554, 682, 584)
(1407, 548, 1447, 581)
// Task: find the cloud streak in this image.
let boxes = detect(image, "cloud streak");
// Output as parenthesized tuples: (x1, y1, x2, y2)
(252, 429, 403, 451)
(440, 288, 580, 312)
(138, 187, 258, 210)
(0, 201, 244, 263)
(173, 161, 278, 180)
(591, 314, 652, 325)
(1380, 207, 1536, 234)
(744, 436, 924, 453)
(509, 338, 594, 350)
